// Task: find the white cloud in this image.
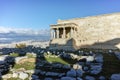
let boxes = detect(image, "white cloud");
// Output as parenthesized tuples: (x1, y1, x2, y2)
(0, 38, 11, 40)
(0, 26, 50, 35)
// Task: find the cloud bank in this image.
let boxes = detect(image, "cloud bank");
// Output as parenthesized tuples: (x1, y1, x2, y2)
(0, 26, 50, 43)
(0, 26, 50, 35)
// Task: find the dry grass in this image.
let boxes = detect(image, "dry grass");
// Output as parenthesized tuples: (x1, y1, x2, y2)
(18, 58, 36, 64)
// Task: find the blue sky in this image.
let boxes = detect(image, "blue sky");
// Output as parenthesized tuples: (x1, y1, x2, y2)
(0, 0, 120, 30)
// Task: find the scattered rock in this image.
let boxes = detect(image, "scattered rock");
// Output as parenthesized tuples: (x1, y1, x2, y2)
(76, 69, 83, 77)
(12, 72, 18, 78)
(61, 77, 76, 80)
(31, 74, 39, 80)
(70, 54, 79, 60)
(73, 64, 82, 70)
(44, 77, 53, 80)
(2, 73, 12, 79)
(46, 72, 59, 77)
(83, 66, 89, 71)
(63, 65, 71, 69)
(77, 77, 83, 80)
(19, 72, 28, 80)
(86, 56, 94, 62)
(58, 73, 65, 77)
(85, 76, 95, 80)
(90, 64, 102, 75)
(111, 74, 120, 80)
(66, 69, 76, 77)
(94, 54, 103, 63)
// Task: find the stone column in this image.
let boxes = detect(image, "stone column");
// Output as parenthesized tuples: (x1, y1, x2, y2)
(57, 28, 59, 38)
(63, 27, 66, 38)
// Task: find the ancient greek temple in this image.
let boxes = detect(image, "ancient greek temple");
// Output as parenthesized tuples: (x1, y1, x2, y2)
(49, 13, 120, 50)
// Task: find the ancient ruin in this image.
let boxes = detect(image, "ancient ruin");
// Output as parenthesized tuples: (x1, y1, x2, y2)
(49, 13, 120, 50)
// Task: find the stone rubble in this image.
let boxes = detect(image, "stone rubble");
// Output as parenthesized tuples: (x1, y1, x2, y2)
(0, 46, 119, 80)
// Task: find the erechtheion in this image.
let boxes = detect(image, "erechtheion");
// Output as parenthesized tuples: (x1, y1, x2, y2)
(49, 13, 120, 50)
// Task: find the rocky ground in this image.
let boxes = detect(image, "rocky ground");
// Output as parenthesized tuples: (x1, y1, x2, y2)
(0, 42, 120, 80)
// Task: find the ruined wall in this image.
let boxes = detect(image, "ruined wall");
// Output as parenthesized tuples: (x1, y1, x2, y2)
(58, 13, 120, 49)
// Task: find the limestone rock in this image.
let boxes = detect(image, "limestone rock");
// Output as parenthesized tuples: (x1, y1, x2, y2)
(19, 72, 28, 80)
(86, 56, 94, 62)
(12, 72, 18, 78)
(73, 64, 82, 70)
(2, 74, 12, 79)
